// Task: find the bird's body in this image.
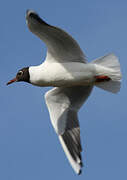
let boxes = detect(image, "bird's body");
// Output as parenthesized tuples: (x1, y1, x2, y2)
(29, 62, 96, 87)
(7, 10, 122, 175)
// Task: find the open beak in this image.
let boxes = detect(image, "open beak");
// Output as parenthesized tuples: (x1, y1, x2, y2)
(6, 77, 17, 85)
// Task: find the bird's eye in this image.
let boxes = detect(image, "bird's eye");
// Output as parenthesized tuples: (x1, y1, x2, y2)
(17, 71, 23, 76)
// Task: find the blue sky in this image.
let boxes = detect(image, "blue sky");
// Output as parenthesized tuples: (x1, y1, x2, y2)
(1, 0, 127, 179)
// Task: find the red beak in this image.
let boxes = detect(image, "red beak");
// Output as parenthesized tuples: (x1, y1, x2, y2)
(6, 77, 17, 85)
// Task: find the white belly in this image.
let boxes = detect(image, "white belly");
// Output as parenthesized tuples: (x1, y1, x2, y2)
(29, 62, 96, 87)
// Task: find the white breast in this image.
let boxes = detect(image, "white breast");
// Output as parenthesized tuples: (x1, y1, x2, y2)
(29, 62, 96, 87)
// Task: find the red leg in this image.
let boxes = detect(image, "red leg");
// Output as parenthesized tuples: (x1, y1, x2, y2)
(95, 75, 111, 82)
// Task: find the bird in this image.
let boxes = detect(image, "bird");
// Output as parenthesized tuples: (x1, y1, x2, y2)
(7, 10, 122, 175)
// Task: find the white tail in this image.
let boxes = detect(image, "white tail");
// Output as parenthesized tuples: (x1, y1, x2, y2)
(92, 53, 122, 93)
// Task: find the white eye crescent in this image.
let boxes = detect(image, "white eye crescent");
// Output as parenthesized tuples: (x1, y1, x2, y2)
(18, 71, 23, 76)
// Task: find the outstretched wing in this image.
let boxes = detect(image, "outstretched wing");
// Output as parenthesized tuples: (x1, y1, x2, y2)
(26, 10, 86, 63)
(45, 86, 93, 174)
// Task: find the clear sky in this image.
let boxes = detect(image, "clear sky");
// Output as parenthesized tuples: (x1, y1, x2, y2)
(1, 0, 127, 179)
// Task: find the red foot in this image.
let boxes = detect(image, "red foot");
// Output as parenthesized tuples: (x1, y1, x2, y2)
(95, 75, 111, 82)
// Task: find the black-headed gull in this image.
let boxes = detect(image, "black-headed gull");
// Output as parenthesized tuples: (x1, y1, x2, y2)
(7, 10, 122, 174)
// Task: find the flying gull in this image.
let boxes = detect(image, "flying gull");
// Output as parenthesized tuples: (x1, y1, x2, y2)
(7, 10, 122, 174)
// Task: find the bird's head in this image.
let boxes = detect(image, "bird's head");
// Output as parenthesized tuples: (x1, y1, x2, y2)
(7, 67, 30, 85)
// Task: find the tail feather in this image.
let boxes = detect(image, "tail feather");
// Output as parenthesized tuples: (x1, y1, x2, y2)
(96, 80, 121, 93)
(92, 53, 122, 93)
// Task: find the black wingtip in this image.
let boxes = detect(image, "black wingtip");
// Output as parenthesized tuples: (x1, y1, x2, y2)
(78, 169, 82, 175)
(80, 161, 83, 167)
(26, 9, 39, 18)
(26, 9, 49, 26)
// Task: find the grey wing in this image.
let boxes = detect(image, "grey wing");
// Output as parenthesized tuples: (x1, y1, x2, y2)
(26, 10, 86, 63)
(45, 86, 93, 174)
